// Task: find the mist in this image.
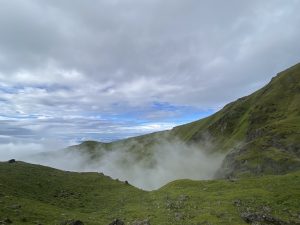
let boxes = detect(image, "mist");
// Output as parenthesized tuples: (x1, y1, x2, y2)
(0, 139, 224, 190)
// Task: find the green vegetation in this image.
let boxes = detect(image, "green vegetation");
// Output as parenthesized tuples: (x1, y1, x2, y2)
(71, 63, 300, 178)
(171, 63, 300, 177)
(1, 161, 299, 224)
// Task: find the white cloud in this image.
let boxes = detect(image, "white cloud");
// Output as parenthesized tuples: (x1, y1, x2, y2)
(120, 122, 176, 132)
(2, 137, 225, 190)
(0, 0, 299, 146)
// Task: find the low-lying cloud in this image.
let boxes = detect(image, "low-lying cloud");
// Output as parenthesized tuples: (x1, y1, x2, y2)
(0, 139, 224, 190)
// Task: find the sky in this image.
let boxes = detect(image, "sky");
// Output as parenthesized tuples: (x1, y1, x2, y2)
(0, 0, 300, 151)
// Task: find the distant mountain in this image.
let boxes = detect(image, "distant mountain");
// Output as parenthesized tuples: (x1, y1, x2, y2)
(71, 63, 300, 178)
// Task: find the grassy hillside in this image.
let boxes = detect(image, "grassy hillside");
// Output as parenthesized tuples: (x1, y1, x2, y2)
(1, 161, 300, 225)
(0, 161, 147, 225)
(172, 63, 300, 177)
(66, 131, 169, 161)
(71, 63, 300, 178)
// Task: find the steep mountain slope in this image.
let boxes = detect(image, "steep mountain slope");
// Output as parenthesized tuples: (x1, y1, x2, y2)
(72, 63, 300, 178)
(173, 63, 300, 177)
(1, 161, 299, 225)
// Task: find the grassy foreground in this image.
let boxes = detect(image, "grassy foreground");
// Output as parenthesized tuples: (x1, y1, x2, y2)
(0, 161, 299, 225)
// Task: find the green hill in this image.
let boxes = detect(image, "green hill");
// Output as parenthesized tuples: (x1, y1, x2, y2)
(71, 63, 300, 178)
(0, 161, 299, 225)
(173, 63, 300, 177)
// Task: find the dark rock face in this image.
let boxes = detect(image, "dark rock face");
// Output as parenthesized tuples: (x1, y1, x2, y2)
(109, 219, 125, 225)
(215, 141, 300, 179)
(8, 159, 16, 163)
(60, 220, 84, 225)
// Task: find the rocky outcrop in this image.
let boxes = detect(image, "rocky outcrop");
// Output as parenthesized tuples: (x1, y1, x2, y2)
(215, 140, 300, 179)
(240, 212, 288, 225)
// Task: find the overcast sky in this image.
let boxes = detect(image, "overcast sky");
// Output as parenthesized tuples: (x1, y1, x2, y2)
(0, 0, 300, 151)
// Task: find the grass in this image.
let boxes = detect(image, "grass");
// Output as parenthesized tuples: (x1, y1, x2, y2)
(0, 161, 299, 225)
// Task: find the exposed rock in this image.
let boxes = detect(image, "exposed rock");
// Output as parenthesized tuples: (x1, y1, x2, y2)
(9, 204, 21, 209)
(131, 219, 150, 225)
(261, 205, 272, 213)
(174, 212, 185, 221)
(166, 201, 181, 210)
(7, 159, 16, 164)
(60, 220, 84, 225)
(215, 142, 300, 179)
(233, 199, 242, 207)
(0, 218, 12, 224)
(109, 219, 125, 225)
(240, 212, 288, 225)
(178, 194, 189, 202)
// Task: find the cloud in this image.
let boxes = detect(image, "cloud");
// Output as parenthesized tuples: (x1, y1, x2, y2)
(0, 139, 63, 160)
(0, 114, 178, 145)
(1, 137, 225, 190)
(0, 0, 299, 143)
(90, 139, 224, 190)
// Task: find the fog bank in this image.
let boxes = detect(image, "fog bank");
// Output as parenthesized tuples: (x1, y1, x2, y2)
(0, 139, 224, 190)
